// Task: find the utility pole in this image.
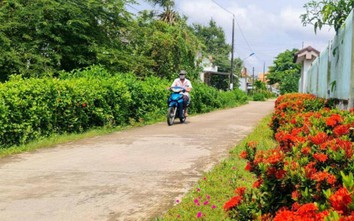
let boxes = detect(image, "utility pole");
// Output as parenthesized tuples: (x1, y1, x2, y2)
(252, 67, 255, 89)
(230, 15, 235, 90)
(263, 62, 266, 75)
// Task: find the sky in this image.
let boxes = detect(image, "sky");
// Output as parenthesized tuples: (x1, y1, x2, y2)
(128, 0, 335, 76)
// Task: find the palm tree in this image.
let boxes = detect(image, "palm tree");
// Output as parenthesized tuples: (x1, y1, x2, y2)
(145, 0, 179, 24)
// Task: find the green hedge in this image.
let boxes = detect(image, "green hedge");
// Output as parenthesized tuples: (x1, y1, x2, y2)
(0, 66, 247, 148)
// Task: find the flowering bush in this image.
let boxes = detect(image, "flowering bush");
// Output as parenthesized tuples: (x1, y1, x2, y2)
(224, 93, 354, 220)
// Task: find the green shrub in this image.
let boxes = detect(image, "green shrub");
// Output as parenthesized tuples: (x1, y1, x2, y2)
(0, 66, 248, 148)
(253, 93, 266, 101)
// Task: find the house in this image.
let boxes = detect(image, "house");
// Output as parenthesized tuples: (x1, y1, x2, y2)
(294, 46, 320, 93)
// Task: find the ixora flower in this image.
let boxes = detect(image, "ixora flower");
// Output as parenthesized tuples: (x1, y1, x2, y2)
(326, 114, 342, 127)
(274, 203, 329, 221)
(333, 124, 351, 137)
(223, 195, 242, 211)
(313, 152, 328, 163)
(310, 132, 328, 145)
(265, 148, 284, 164)
(301, 147, 311, 155)
(239, 151, 248, 159)
(245, 161, 253, 171)
(311, 171, 336, 185)
(330, 187, 352, 213)
(253, 178, 263, 188)
(234, 187, 247, 196)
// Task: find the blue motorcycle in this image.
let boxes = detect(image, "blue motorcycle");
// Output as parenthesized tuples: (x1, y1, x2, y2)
(167, 86, 187, 126)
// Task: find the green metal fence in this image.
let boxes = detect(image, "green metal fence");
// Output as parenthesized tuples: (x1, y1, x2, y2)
(304, 9, 354, 109)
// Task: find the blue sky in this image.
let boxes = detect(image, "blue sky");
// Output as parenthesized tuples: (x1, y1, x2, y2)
(128, 0, 334, 75)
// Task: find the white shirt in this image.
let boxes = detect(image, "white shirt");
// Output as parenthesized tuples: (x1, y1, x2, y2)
(171, 78, 192, 98)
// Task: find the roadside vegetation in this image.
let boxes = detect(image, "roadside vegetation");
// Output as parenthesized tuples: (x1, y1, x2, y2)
(157, 115, 277, 220)
(158, 94, 354, 220)
(0, 65, 248, 155)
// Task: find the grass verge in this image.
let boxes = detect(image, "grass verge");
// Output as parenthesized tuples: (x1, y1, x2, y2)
(156, 114, 276, 221)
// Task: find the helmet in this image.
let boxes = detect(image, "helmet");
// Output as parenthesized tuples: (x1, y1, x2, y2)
(179, 70, 186, 80)
(179, 70, 187, 76)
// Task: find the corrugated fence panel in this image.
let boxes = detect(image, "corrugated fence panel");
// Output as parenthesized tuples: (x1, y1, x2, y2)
(328, 43, 337, 98)
(303, 9, 353, 105)
(310, 59, 319, 94)
(318, 46, 329, 98)
(335, 11, 352, 99)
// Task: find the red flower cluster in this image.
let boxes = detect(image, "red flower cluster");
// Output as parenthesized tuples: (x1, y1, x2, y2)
(310, 132, 328, 145)
(333, 124, 351, 137)
(330, 187, 352, 214)
(274, 203, 329, 221)
(225, 94, 354, 220)
(223, 195, 242, 211)
(224, 187, 247, 211)
(313, 152, 328, 163)
(326, 114, 342, 127)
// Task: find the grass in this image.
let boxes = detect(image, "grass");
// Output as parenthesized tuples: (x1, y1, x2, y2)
(156, 114, 276, 221)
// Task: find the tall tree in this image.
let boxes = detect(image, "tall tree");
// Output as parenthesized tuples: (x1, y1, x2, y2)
(267, 49, 301, 94)
(131, 11, 201, 79)
(301, 0, 354, 33)
(0, 0, 133, 80)
(145, 0, 179, 24)
(192, 19, 231, 72)
(192, 19, 241, 90)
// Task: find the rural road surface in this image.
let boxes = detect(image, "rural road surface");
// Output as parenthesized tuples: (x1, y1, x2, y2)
(0, 100, 274, 221)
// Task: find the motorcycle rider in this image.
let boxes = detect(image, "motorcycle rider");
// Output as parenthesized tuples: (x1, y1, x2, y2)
(170, 70, 192, 117)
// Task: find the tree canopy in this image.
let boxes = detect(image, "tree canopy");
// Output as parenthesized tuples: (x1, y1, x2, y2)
(0, 0, 138, 80)
(267, 49, 301, 94)
(301, 0, 354, 33)
(192, 19, 244, 90)
(0, 0, 236, 83)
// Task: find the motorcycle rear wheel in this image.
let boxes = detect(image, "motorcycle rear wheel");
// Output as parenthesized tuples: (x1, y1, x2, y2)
(167, 107, 176, 126)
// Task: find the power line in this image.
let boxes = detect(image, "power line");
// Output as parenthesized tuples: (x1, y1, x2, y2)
(126, 4, 140, 13)
(211, 0, 235, 16)
(210, 0, 261, 64)
(234, 18, 254, 54)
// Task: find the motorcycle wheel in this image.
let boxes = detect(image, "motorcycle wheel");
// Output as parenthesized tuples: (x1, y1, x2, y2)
(167, 107, 176, 126)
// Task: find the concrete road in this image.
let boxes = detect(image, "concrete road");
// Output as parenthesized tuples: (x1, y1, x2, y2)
(0, 100, 274, 221)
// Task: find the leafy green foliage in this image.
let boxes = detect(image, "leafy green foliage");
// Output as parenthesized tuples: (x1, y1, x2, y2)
(192, 20, 244, 90)
(192, 19, 231, 72)
(190, 82, 248, 114)
(267, 49, 301, 94)
(0, 66, 247, 148)
(131, 14, 201, 80)
(301, 0, 354, 33)
(0, 0, 135, 80)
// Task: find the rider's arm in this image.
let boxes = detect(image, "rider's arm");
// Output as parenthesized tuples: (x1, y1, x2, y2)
(185, 80, 192, 92)
(171, 79, 178, 88)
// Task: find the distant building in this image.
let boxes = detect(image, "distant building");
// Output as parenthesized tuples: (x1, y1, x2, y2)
(258, 72, 269, 83)
(294, 46, 320, 93)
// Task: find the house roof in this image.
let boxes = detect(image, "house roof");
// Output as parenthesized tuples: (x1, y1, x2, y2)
(296, 46, 320, 56)
(294, 46, 320, 63)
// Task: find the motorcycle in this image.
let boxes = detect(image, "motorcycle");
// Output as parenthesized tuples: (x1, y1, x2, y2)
(167, 86, 187, 126)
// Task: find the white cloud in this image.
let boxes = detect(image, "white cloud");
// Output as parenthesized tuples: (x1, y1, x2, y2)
(133, 0, 337, 74)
